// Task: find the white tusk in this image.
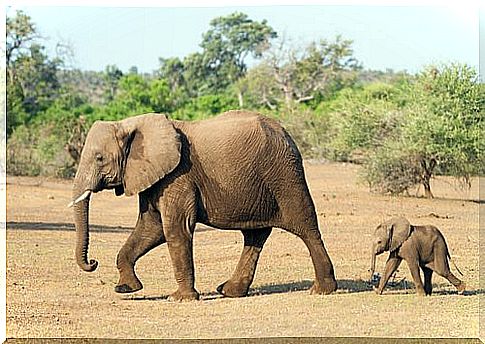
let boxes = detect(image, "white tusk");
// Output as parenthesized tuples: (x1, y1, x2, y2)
(67, 190, 92, 208)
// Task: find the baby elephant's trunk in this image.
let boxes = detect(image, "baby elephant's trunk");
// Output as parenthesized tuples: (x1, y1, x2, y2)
(369, 245, 377, 281)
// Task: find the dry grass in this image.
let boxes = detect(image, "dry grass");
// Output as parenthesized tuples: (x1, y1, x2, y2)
(6, 163, 481, 339)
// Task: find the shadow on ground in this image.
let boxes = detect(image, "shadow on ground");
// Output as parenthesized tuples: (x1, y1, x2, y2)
(6, 221, 132, 233)
(6, 221, 215, 233)
(121, 280, 484, 302)
(250, 278, 416, 296)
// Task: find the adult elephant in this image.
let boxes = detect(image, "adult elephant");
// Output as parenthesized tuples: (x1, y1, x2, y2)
(70, 110, 337, 301)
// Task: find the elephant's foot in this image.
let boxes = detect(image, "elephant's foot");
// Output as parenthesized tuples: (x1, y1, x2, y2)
(115, 276, 143, 294)
(216, 280, 249, 298)
(424, 285, 433, 296)
(309, 278, 337, 295)
(167, 288, 200, 302)
(415, 288, 426, 297)
(456, 282, 466, 295)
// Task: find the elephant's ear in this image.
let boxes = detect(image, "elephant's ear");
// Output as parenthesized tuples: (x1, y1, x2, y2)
(118, 113, 181, 197)
(388, 217, 412, 252)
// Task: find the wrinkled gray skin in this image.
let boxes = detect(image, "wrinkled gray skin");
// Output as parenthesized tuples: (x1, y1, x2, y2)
(369, 217, 465, 296)
(72, 110, 337, 301)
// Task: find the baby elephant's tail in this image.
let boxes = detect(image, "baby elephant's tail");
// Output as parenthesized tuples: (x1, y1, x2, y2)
(447, 252, 464, 276)
(443, 232, 464, 276)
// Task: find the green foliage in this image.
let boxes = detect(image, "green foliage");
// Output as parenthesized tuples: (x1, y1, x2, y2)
(156, 12, 276, 106)
(233, 62, 279, 109)
(158, 57, 189, 106)
(242, 36, 361, 108)
(6, 81, 28, 135)
(274, 106, 334, 160)
(103, 64, 123, 101)
(201, 12, 277, 89)
(360, 64, 483, 196)
(322, 83, 406, 162)
(6, 8, 482, 200)
(7, 11, 63, 135)
(172, 93, 238, 121)
(361, 142, 423, 195)
(6, 10, 37, 67)
(7, 122, 75, 177)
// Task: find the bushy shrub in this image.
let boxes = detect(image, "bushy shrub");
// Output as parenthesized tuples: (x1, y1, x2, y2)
(361, 64, 482, 197)
(321, 84, 405, 162)
(7, 95, 91, 178)
(171, 93, 239, 121)
(7, 123, 75, 177)
(275, 107, 334, 160)
(360, 143, 423, 195)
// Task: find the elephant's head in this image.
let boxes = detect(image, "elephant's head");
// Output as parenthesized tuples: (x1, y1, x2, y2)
(70, 113, 181, 272)
(368, 217, 411, 280)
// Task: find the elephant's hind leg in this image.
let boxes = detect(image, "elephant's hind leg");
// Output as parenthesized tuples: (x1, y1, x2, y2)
(283, 225, 337, 295)
(422, 266, 433, 295)
(217, 227, 272, 297)
(276, 183, 337, 295)
(115, 198, 165, 293)
(427, 255, 465, 294)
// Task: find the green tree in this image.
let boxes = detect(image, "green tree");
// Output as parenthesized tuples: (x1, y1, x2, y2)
(362, 64, 483, 197)
(243, 36, 360, 108)
(200, 12, 277, 93)
(156, 12, 276, 109)
(6, 10, 37, 68)
(325, 82, 408, 161)
(158, 57, 185, 92)
(6, 11, 62, 135)
(103, 64, 123, 102)
(234, 62, 279, 109)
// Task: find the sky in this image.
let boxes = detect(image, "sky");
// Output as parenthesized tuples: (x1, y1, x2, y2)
(6, 3, 481, 75)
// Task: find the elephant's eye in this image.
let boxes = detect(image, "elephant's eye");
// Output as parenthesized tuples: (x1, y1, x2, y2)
(377, 240, 382, 244)
(95, 153, 104, 164)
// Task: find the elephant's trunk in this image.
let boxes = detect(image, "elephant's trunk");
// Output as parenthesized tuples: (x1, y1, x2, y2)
(73, 182, 98, 272)
(369, 245, 377, 281)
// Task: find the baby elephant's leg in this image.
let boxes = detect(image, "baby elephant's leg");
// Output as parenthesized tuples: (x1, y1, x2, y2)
(405, 259, 426, 296)
(375, 256, 402, 295)
(421, 266, 433, 296)
(426, 258, 465, 294)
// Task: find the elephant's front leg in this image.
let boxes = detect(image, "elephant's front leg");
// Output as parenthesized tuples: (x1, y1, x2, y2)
(405, 259, 426, 296)
(375, 254, 402, 295)
(217, 228, 272, 297)
(116, 198, 165, 293)
(163, 217, 199, 302)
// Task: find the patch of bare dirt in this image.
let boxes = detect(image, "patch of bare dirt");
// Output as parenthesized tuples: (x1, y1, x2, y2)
(6, 163, 481, 338)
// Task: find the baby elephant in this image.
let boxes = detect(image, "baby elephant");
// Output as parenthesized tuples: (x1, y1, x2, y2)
(369, 217, 465, 296)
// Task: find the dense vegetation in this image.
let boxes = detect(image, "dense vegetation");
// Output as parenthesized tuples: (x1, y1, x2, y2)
(6, 10, 483, 197)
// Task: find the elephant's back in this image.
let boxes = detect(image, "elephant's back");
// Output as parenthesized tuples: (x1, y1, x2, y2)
(175, 110, 313, 229)
(185, 111, 301, 170)
(183, 110, 301, 161)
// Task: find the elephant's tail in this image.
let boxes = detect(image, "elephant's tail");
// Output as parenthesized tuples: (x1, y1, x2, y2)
(442, 232, 464, 276)
(447, 251, 464, 276)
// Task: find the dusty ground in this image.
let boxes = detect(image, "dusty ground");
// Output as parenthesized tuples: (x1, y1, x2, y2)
(5, 163, 482, 339)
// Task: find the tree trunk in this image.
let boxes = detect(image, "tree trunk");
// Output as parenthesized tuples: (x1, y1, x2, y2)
(423, 178, 434, 199)
(237, 91, 244, 108)
(420, 158, 436, 199)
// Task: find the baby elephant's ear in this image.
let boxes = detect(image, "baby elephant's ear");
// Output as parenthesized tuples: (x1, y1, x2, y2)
(389, 217, 412, 252)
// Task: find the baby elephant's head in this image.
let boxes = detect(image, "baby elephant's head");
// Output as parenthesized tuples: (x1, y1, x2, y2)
(372, 217, 412, 255)
(369, 217, 412, 280)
